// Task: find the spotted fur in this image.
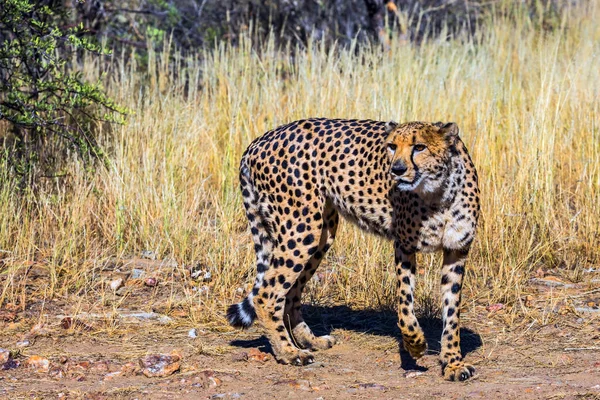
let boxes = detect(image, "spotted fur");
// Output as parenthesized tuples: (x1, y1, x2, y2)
(227, 118, 480, 380)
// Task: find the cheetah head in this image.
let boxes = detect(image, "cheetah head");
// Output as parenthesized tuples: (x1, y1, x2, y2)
(385, 121, 459, 195)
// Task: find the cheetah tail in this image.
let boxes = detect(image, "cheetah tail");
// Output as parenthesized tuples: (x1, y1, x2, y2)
(226, 297, 257, 328)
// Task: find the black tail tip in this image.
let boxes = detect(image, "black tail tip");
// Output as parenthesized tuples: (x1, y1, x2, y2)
(226, 298, 256, 328)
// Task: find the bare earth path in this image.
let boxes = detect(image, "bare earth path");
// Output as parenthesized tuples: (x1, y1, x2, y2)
(1, 261, 599, 399)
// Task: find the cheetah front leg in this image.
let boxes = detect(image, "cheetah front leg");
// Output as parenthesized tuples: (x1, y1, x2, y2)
(394, 243, 427, 360)
(439, 249, 475, 381)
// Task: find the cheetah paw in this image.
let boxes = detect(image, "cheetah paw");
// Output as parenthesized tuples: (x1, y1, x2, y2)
(277, 349, 315, 366)
(309, 334, 337, 351)
(443, 362, 475, 381)
(403, 336, 427, 359)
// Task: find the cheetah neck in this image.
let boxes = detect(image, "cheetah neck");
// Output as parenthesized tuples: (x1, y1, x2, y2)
(414, 146, 465, 210)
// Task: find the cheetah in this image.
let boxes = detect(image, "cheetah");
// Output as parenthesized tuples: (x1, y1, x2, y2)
(227, 118, 480, 381)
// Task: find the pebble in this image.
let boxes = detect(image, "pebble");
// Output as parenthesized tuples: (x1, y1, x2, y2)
(188, 328, 198, 339)
(486, 303, 505, 312)
(26, 355, 50, 372)
(16, 339, 31, 348)
(131, 268, 145, 279)
(110, 278, 124, 291)
(139, 350, 182, 378)
(404, 370, 424, 378)
(144, 277, 158, 287)
(231, 352, 248, 362)
(357, 382, 387, 390)
(0, 349, 10, 363)
(247, 348, 270, 362)
(274, 379, 312, 391)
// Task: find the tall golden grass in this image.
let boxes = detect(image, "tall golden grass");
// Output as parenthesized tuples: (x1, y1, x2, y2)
(0, 2, 598, 325)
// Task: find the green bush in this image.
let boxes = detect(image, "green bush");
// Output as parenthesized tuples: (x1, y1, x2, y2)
(0, 0, 127, 187)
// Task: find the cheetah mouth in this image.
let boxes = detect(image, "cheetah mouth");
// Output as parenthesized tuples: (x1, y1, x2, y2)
(393, 173, 422, 190)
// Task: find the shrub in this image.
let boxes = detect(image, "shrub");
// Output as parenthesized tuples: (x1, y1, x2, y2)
(0, 0, 126, 187)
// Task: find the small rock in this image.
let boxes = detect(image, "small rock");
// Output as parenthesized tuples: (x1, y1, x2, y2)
(90, 360, 110, 373)
(16, 339, 31, 348)
(231, 352, 248, 362)
(49, 366, 66, 379)
(26, 355, 50, 372)
(139, 350, 182, 378)
(116, 287, 129, 296)
(188, 328, 198, 339)
(103, 361, 138, 380)
(120, 361, 139, 376)
(274, 379, 312, 391)
(404, 370, 424, 378)
(103, 371, 122, 381)
(110, 278, 124, 291)
(0, 349, 10, 364)
(202, 271, 212, 282)
(60, 317, 73, 329)
(208, 376, 222, 387)
(60, 317, 93, 331)
(28, 322, 49, 336)
(68, 361, 91, 373)
(247, 348, 270, 362)
(130, 268, 145, 279)
(2, 358, 20, 370)
(357, 382, 388, 390)
(486, 303, 505, 313)
(144, 277, 158, 287)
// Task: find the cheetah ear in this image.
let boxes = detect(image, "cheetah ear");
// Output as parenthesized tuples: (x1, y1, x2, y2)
(437, 122, 459, 138)
(385, 120, 398, 134)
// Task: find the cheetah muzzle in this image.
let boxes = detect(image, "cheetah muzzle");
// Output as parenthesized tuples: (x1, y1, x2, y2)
(227, 118, 480, 381)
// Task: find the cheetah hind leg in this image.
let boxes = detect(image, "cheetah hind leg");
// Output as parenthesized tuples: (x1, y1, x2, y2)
(287, 206, 338, 351)
(287, 284, 337, 351)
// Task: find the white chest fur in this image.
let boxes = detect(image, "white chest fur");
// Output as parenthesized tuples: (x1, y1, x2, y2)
(415, 205, 474, 253)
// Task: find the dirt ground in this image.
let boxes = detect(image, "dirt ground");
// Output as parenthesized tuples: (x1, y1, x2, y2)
(1, 260, 600, 400)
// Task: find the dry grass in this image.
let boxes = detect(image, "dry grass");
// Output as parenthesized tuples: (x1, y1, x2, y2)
(0, 2, 598, 329)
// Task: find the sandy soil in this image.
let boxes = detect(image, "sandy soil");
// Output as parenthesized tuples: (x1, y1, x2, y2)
(1, 262, 599, 400)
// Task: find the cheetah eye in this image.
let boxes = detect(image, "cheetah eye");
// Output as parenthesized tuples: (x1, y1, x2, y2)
(387, 143, 397, 152)
(414, 144, 426, 152)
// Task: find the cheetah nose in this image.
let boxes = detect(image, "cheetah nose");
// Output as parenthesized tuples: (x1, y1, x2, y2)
(391, 162, 408, 177)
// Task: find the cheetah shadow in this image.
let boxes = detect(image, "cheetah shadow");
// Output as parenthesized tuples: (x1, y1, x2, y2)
(229, 304, 482, 371)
